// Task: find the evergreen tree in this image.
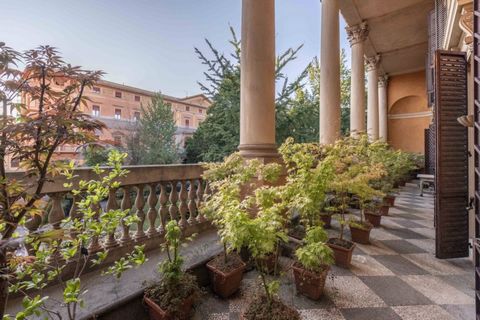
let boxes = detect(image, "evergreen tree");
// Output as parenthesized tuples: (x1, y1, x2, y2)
(128, 93, 179, 164)
(185, 28, 307, 163)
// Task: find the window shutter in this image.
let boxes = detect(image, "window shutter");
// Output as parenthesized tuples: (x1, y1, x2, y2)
(434, 50, 469, 259)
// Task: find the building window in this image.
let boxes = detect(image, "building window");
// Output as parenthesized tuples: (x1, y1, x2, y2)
(92, 87, 101, 94)
(113, 136, 122, 146)
(135, 95, 141, 102)
(186, 106, 190, 112)
(115, 91, 122, 98)
(133, 111, 141, 121)
(92, 105, 100, 117)
(185, 119, 190, 127)
(10, 158, 19, 168)
(114, 109, 122, 119)
(199, 109, 203, 114)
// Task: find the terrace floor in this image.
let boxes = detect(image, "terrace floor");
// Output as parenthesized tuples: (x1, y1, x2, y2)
(193, 182, 475, 320)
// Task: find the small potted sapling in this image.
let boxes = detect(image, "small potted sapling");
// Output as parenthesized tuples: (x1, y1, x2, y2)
(144, 220, 200, 320)
(241, 186, 300, 320)
(348, 168, 384, 244)
(202, 153, 282, 298)
(292, 226, 334, 300)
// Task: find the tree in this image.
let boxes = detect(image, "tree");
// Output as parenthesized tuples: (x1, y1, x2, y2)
(0, 44, 105, 316)
(127, 93, 179, 165)
(81, 144, 111, 166)
(185, 27, 308, 163)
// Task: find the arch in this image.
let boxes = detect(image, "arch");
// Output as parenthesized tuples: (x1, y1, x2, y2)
(389, 95, 428, 114)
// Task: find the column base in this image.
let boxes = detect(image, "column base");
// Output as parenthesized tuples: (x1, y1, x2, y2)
(238, 143, 279, 162)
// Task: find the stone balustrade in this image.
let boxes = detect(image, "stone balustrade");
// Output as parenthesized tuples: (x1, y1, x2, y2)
(9, 164, 212, 276)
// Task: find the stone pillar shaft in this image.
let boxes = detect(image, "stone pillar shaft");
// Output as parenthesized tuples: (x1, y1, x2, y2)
(346, 22, 369, 136)
(239, 0, 277, 158)
(366, 55, 380, 141)
(378, 75, 389, 142)
(319, 0, 341, 144)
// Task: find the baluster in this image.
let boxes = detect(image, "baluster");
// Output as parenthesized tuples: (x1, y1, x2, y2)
(68, 194, 81, 241)
(157, 182, 168, 234)
(196, 180, 206, 223)
(168, 181, 179, 221)
(187, 180, 197, 225)
(120, 186, 133, 244)
(134, 185, 146, 240)
(47, 193, 65, 261)
(88, 203, 102, 253)
(25, 202, 43, 255)
(104, 188, 119, 248)
(178, 181, 188, 229)
(147, 183, 159, 237)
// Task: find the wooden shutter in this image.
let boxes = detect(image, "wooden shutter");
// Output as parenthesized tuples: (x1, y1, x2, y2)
(434, 50, 469, 259)
(473, 0, 480, 315)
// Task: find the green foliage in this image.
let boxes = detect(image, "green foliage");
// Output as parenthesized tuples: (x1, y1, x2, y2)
(127, 93, 179, 165)
(82, 144, 111, 166)
(202, 153, 287, 304)
(159, 220, 191, 284)
(279, 138, 334, 228)
(10, 150, 147, 320)
(295, 226, 334, 272)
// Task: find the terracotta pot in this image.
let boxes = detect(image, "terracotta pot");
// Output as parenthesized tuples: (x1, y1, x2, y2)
(350, 224, 372, 245)
(327, 238, 355, 268)
(292, 263, 330, 300)
(256, 253, 278, 275)
(384, 195, 396, 207)
(365, 212, 382, 227)
(320, 214, 332, 229)
(144, 295, 194, 320)
(206, 257, 246, 298)
(379, 205, 390, 216)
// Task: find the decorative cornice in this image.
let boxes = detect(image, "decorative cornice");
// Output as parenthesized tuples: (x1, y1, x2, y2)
(388, 111, 433, 120)
(346, 22, 369, 46)
(365, 55, 381, 72)
(378, 74, 389, 88)
(459, 3, 473, 51)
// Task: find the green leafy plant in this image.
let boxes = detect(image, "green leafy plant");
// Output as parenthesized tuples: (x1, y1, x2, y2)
(279, 138, 334, 230)
(7, 151, 146, 320)
(144, 220, 200, 319)
(295, 226, 334, 272)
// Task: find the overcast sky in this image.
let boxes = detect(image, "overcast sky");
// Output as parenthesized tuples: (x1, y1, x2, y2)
(1, 0, 350, 97)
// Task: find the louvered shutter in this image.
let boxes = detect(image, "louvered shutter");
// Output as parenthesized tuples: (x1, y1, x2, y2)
(434, 50, 469, 259)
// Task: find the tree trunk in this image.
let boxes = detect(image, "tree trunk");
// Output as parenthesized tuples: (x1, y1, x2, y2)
(0, 250, 9, 318)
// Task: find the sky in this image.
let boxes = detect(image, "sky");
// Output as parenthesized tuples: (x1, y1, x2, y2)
(1, 0, 350, 98)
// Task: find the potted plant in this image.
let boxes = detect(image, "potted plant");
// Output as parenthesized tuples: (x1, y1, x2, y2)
(364, 202, 382, 227)
(292, 226, 334, 300)
(202, 153, 282, 298)
(144, 220, 200, 320)
(241, 186, 300, 320)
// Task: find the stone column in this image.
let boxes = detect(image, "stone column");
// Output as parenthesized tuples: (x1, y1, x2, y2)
(378, 75, 389, 142)
(346, 22, 369, 136)
(239, 0, 277, 158)
(366, 55, 380, 141)
(319, 0, 341, 144)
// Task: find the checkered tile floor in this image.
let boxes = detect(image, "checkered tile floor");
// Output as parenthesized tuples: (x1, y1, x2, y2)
(193, 182, 474, 320)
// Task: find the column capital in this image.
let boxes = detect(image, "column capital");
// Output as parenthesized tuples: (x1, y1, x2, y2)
(346, 22, 369, 46)
(378, 74, 389, 88)
(365, 55, 381, 72)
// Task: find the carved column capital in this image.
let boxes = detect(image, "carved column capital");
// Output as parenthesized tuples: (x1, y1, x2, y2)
(459, 3, 473, 51)
(346, 22, 369, 46)
(365, 55, 381, 72)
(378, 74, 389, 88)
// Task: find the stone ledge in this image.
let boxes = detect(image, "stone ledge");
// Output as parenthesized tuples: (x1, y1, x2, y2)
(6, 229, 222, 320)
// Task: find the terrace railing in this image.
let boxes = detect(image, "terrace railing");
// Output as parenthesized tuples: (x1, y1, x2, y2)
(9, 164, 212, 276)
